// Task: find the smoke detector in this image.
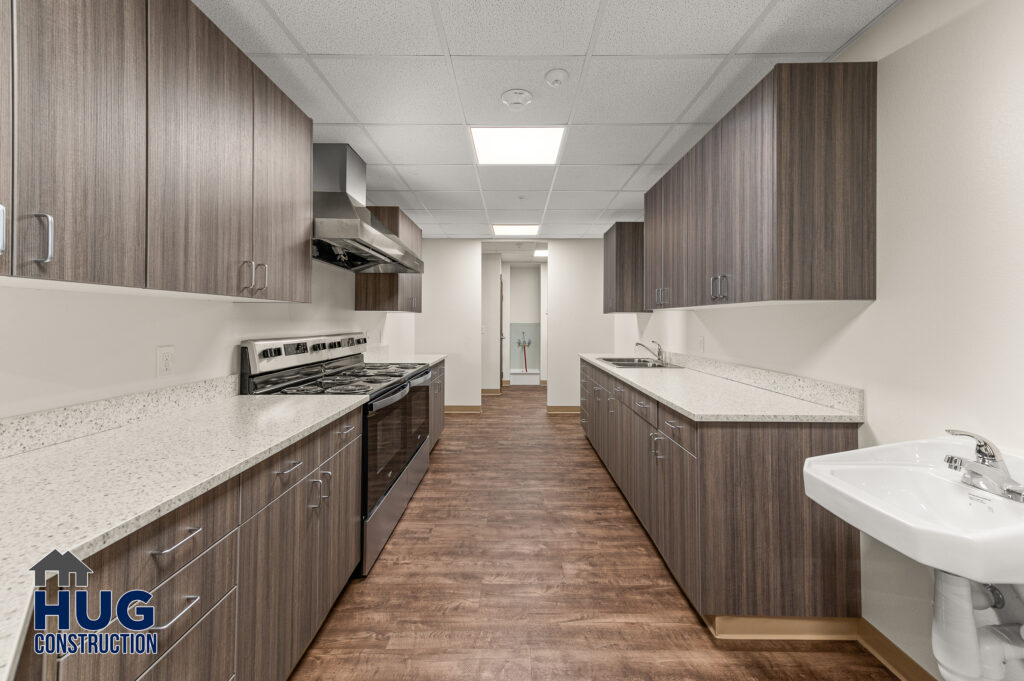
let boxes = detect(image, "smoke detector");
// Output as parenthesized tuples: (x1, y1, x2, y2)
(545, 68, 570, 88)
(501, 89, 533, 112)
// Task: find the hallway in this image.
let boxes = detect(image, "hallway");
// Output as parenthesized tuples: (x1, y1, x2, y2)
(291, 386, 894, 680)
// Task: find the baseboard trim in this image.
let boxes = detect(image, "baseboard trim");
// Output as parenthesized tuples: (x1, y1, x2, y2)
(481, 388, 501, 395)
(707, 615, 859, 640)
(857, 619, 938, 681)
(546, 406, 580, 414)
(540, 380, 547, 386)
(444, 406, 482, 413)
(501, 379, 510, 386)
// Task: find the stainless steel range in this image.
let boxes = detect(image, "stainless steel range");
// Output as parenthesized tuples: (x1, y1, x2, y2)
(240, 332, 431, 574)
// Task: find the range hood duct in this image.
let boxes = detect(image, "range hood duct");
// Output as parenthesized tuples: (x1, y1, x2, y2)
(312, 144, 424, 274)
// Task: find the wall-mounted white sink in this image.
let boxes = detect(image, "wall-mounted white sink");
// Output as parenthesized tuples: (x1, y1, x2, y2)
(804, 437, 1024, 584)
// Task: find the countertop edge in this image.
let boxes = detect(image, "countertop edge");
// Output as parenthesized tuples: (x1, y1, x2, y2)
(0, 395, 367, 681)
(580, 355, 863, 424)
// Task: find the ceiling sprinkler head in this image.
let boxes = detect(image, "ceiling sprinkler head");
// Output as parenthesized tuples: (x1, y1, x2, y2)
(501, 88, 533, 112)
(545, 68, 569, 88)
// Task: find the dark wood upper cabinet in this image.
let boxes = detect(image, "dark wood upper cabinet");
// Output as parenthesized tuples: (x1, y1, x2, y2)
(0, 0, 10, 278)
(253, 68, 313, 303)
(147, 0, 254, 297)
(14, 0, 147, 286)
(602, 222, 647, 313)
(356, 206, 423, 312)
(643, 62, 876, 308)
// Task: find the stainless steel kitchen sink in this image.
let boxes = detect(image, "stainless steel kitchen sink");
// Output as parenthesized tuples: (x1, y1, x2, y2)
(597, 357, 681, 368)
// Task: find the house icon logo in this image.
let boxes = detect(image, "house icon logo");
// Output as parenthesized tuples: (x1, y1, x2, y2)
(29, 549, 92, 588)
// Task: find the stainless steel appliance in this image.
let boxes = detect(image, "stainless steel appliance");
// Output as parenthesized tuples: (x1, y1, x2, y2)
(240, 332, 431, 574)
(312, 144, 424, 274)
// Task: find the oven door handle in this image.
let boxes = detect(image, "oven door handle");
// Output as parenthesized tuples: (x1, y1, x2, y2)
(409, 370, 432, 387)
(368, 383, 411, 412)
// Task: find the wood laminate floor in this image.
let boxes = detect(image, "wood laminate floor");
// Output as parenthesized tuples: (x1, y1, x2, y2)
(291, 386, 895, 681)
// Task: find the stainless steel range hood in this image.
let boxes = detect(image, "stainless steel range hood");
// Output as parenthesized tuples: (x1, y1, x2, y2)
(312, 144, 424, 274)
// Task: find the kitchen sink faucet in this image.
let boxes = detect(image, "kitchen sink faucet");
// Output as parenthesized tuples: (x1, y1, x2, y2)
(944, 429, 1024, 502)
(635, 340, 664, 363)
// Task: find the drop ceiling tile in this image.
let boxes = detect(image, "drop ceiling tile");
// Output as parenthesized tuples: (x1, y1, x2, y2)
(740, 0, 897, 54)
(312, 125, 388, 164)
(477, 165, 556, 190)
(315, 57, 462, 124)
(453, 57, 583, 124)
(442, 223, 493, 237)
(366, 165, 407, 191)
(608, 192, 644, 210)
(404, 210, 438, 224)
(547, 191, 616, 210)
(646, 124, 712, 165)
(487, 210, 545, 223)
(264, 0, 442, 55)
(682, 55, 826, 125)
(430, 210, 490, 223)
(544, 209, 603, 222)
(552, 165, 636, 191)
(438, 0, 601, 56)
(624, 165, 670, 191)
(483, 191, 549, 210)
(251, 55, 353, 123)
(192, 0, 297, 52)
(415, 191, 484, 210)
(539, 224, 589, 237)
(396, 165, 479, 191)
(367, 190, 421, 207)
(593, 0, 772, 55)
(365, 126, 475, 164)
(560, 125, 669, 164)
(574, 57, 721, 124)
(421, 223, 447, 237)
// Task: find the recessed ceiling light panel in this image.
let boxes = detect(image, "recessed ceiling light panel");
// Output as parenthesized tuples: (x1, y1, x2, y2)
(472, 127, 564, 165)
(493, 224, 540, 237)
(533, 249, 549, 257)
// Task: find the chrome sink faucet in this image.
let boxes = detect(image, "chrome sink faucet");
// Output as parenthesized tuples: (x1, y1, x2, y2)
(635, 340, 664, 363)
(944, 429, 1024, 502)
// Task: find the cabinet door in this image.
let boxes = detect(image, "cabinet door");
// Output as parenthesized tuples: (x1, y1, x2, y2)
(628, 410, 656, 530)
(660, 436, 700, 608)
(14, 0, 147, 286)
(0, 0, 10, 278)
(437, 372, 445, 436)
(238, 472, 320, 681)
(253, 68, 312, 303)
(680, 143, 708, 308)
(661, 161, 685, 308)
(642, 178, 662, 309)
(400, 273, 422, 312)
(147, 0, 254, 296)
(713, 76, 772, 305)
(313, 442, 360, 631)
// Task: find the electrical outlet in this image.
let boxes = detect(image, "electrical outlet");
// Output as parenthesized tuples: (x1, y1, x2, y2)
(156, 346, 175, 376)
(698, 336, 705, 353)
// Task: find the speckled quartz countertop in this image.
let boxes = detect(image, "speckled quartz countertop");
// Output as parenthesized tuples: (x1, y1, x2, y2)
(0, 393, 366, 681)
(580, 355, 862, 423)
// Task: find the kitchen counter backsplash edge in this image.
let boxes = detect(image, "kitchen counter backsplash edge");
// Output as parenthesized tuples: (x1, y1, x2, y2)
(0, 375, 241, 460)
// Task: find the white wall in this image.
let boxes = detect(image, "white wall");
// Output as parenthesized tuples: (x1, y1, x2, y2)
(614, 1, 1024, 674)
(540, 263, 548, 381)
(0, 262, 398, 418)
(501, 262, 511, 380)
(546, 239, 615, 407)
(481, 253, 502, 391)
(415, 239, 482, 407)
(509, 265, 541, 323)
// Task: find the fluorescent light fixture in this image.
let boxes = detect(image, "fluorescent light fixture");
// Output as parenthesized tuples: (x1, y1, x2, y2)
(471, 127, 564, 165)
(492, 224, 539, 237)
(533, 249, 549, 258)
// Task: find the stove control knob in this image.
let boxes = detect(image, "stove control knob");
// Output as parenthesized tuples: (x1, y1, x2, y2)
(328, 341, 341, 349)
(260, 347, 283, 359)
(311, 343, 327, 351)
(358, 338, 367, 344)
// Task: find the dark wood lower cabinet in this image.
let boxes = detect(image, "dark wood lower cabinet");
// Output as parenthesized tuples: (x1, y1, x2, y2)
(582, 361, 860, 619)
(428, 363, 445, 451)
(137, 590, 237, 681)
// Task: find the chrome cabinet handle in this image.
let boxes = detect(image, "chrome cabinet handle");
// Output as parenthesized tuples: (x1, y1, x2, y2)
(635, 401, 647, 411)
(275, 460, 303, 476)
(338, 425, 356, 436)
(664, 419, 680, 431)
(309, 478, 324, 509)
(242, 260, 256, 291)
(320, 470, 333, 500)
(614, 386, 623, 393)
(32, 213, 54, 263)
(652, 435, 666, 460)
(710, 276, 718, 300)
(719, 274, 729, 300)
(152, 595, 200, 631)
(662, 288, 670, 306)
(0, 204, 6, 256)
(255, 263, 269, 293)
(150, 527, 203, 556)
